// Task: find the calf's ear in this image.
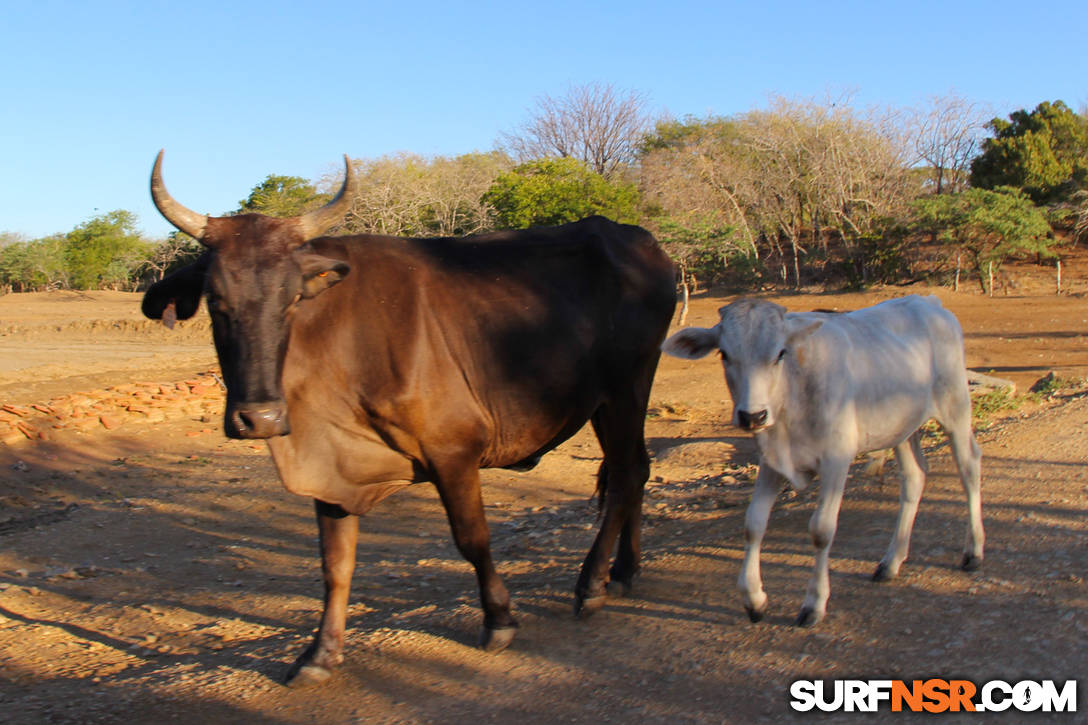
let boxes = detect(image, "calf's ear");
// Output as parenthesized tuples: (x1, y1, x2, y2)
(141, 251, 211, 323)
(786, 319, 823, 347)
(662, 326, 720, 359)
(296, 250, 351, 298)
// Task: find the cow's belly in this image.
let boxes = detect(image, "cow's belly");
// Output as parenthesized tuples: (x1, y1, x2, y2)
(485, 410, 594, 470)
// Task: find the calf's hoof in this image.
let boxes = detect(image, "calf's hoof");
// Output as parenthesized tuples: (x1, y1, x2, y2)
(961, 553, 983, 572)
(744, 606, 765, 624)
(573, 592, 608, 619)
(284, 645, 342, 688)
(284, 661, 335, 688)
(795, 606, 824, 627)
(478, 625, 518, 653)
(872, 562, 896, 582)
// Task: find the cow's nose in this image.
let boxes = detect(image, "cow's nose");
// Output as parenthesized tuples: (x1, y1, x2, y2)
(228, 403, 290, 439)
(737, 409, 769, 431)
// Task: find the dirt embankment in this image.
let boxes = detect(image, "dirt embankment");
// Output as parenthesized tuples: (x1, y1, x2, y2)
(0, 290, 216, 406)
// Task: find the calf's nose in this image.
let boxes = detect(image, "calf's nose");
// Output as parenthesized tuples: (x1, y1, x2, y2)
(737, 409, 769, 431)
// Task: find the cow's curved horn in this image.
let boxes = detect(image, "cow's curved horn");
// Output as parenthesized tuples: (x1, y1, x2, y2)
(150, 150, 209, 242)
(298, 155, 355, 240)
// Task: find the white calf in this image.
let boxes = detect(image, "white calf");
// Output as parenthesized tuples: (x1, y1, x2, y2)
(663, 296, 984, 626)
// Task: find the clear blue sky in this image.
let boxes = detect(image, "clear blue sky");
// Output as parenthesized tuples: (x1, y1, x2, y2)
(2, 0, 1085, 240)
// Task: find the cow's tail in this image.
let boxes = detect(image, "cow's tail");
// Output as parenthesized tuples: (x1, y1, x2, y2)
(593, 460, 609, 519)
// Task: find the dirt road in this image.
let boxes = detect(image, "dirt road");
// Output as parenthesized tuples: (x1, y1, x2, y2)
(0, 287, 1085, 723)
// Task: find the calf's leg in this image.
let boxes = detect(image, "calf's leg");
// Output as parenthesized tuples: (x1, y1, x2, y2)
(797, 458, 849, 627)
(285, 499, 359, 687)
(946, 421, 984, 570)
(934, 385, 985, 571)
(874, 432, 927, 581)
(738, 465, 782, 622)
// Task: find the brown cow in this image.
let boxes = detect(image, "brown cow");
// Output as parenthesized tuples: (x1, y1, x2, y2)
(141, 152, 676, 686)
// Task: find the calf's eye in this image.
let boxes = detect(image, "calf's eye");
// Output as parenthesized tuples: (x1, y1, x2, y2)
(776, 348, 787, 363)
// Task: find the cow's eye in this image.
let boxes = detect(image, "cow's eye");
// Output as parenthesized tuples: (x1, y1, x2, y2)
(776, 348, 787, 363)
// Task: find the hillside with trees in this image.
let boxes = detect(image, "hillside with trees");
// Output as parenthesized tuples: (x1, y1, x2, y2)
(2, 87, 1085, 295)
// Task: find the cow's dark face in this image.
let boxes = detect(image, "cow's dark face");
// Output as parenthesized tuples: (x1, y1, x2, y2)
(143, 151, 354, 439)
(203, 216, 349, 438)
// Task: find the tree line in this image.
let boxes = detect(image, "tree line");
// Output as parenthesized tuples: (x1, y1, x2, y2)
(3, 86, 1086, 295)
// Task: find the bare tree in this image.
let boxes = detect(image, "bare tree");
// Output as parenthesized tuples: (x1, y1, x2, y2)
(639, 117, 760, 256)
(1073, 190, 1088, 244)
(140, 232, 201, 282)
(639, 96, 916, 288)
(324, 152, 512, 238)
(423, 152, 513, 236)
(906, 93, 990, 194)
(499, 82, 650, 176)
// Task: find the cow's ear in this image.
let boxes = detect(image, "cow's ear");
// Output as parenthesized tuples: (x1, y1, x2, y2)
(296, 250, 351, 298)
(662, 326, 720, 359)
(141, 251, 211, 323)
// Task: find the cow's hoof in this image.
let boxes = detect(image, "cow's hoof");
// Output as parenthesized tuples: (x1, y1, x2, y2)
(284, 662, 334, 688)
(607, 578, 634, 598)
(744, 606, 765, 624)
(478, 625, 517, 653)
(961, 553, 983, 572)
(574, 593, 608, 619)
(795, 607, 824, 627)
(872, 562, 895, 582)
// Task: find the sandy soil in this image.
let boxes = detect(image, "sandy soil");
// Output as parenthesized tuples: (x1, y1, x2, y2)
(0, 277, 1085, 724)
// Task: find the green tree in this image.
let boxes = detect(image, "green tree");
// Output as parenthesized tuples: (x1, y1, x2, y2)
(969, 101, 1088, 204)
(0, 234, 68, 291)
(482, 157, 641, 229)
(638, 114, 739, 154)
(64, 210, 151, 290)
(912, 187, 1053, 293)
(237, 175, 329, 217)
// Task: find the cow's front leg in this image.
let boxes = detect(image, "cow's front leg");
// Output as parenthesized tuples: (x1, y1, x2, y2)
(797, 459, 849, 627)
(434, 468, 517, 652)
(738, 465, 781, 622)
(285, 499, 359, 687)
